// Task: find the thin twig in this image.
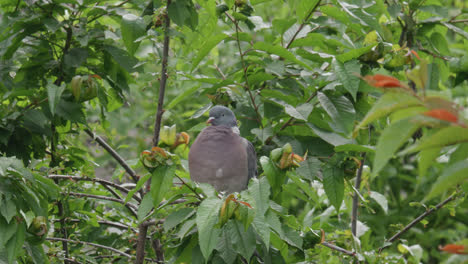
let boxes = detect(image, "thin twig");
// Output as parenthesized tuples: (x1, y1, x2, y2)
(151, 1, 171, 148)
(175, 174, 203, 200)
(379, 193, 458, 252)
(84, 129, 139, 183)
(47, 237, 132, 258)
(137, 1, 172, 263)
(449, 18, 468, 23)
(416, 41, 448, 61)
(55, 218, 138, 232)
(65, 192, 138, 211)
(48, 175, 140, 202)
(285, 1, 321, 49)
(233, 16, 263, 127)
(321, 241, 356, 256)
(351, 153, 367, 237)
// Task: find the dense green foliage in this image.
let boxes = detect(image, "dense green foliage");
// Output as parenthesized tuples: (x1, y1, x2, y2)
(1, 0, 468, 263)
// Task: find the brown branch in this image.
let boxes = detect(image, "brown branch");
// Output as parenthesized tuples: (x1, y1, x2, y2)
(449, 19, 468, 23)
(48, 175, 140, 202)
(47, 237, 132, 258)
(285, 1, 321, 49)
(233, 16, 263, 127)
(321, 241, 356, 256)
(137, 1, 172, 263)
(379, 193, 458, 252)
(175, 174, 203, 200)
(65, 192, 138, 211)
(84, 129, 139, 183)
(351, 153, 367, 237)
(55, 218, 138, 232)
(151, 0, 171, 148)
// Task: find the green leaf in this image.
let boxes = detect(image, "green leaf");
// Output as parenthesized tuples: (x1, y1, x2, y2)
(253, 42, 312, 70)
(151, 165, 176, 208)
(63, 48, 88, 69)
(441, 22, 468, 39)
(252, 214, 270, 248)
(121, 14, 146, 56)
(56, 100, 86, 123)
(333, 59, 361, 101)
(167, 85, 200, 109)
(317, 92, 355, 135)
(226, 220, 256, 260)
(191, 34, 228, 70)
(334, 144, 375, 153)
(6, 222, 25, 263)
(259, 156, 284, 197)
(322, 163, 345, 211)
(248, 177, 270, 216)
(0, 217, 16, 248)
(297, 0, 320, 22)
(216, 227, 237, 264)
(163, 208, 195, 231)
(125, 173, 152, 203)
(168, 0, 199, 30)
(0, 199, 16, 224)
(284, 103, 313, 121)
(369, 191, 388, 214)
(426, 160, 468, 200)
(296, 158, 321, 180)
(418, 147, 442, 179)
(196, 197, 223, 260)
(247, 72, 275, 86)
(102, 45, 139, 73)
(373, 118, 421, 177)
(46, 82, 65, 116)
(307, 123, 353, 146)
(137, 194, 153, 222)
(405, 127, 468, 154)
(354, 92, 423, 133)
(336, 44, 377, 63)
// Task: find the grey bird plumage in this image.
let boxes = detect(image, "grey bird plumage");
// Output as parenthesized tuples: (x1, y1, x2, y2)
(188, 106, 257, 193)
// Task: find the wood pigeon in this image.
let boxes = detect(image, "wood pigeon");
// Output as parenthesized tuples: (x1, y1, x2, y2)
(188, 105, 257, 193)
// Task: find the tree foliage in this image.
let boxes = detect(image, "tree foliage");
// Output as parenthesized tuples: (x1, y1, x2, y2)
(1, 0, 468, 263)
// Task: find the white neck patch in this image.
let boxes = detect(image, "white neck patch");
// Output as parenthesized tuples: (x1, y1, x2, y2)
(231, 126, 240, 135)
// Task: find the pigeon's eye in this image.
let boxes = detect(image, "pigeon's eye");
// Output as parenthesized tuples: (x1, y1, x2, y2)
(222, 114, 225, 116)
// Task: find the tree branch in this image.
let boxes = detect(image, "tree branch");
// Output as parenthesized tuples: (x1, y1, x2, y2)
(379, 193, 458, 252)
(137, 1, 172, 263)
(47, 237, 132, 258)
(48, 175, 140, 202)
(321, 241, 356, 256)
(65, 192, 138, 212)
(84, 129, 139, 183)
(285, 1, 321, 49)
(233, 16, 263, 127)
(351, 153, 366, 237)
(55, 218, 138, 232)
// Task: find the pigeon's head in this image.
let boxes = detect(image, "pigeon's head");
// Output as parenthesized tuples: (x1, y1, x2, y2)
(207, 105, 237, 127)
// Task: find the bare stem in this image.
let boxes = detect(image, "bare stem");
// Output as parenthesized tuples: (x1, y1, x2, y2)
(379, 193, 458, 252)
(48, 175, 140, 202)
(137, 1, 172, 263)
(321, 241, 356, 256)
(351, 153, 366, 237)
(55, 219, 138, 232)
(84, 129, 139, 183)
(285, 1, 321, 49)
(233, 13, 263, 127)
(65, 192, 138, 213)
(47, 237, 132, 259)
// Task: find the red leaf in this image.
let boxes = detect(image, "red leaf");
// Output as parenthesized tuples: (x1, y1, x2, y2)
(363, 74, 405, 88)
(439, 244, 467, 254)
(410, 50, 421, 60)
(238, 201, 253, 209)
(423, 109, 458, 123)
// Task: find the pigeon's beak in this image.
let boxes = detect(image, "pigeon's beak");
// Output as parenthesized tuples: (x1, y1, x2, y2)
(206, 117, 215, 125)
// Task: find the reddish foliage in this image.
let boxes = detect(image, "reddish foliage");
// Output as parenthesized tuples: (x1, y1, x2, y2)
(410, 50, 421, 60)
(363, 74, 405, 88)
(423, 109, 458, 123)
(439, 244, 467, 255)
